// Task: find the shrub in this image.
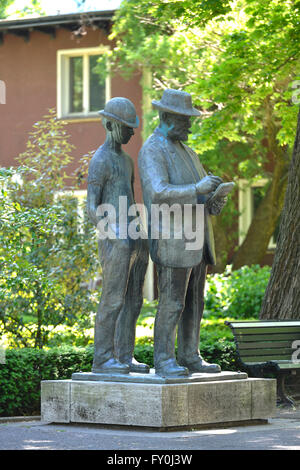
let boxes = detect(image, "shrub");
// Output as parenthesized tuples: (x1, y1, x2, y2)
(199, 318, 238, 370)
(0, 347, 94, 417)
(0, 114, 100, 349)
(204, 264, 271, 319)
(135, 337, 154, 368)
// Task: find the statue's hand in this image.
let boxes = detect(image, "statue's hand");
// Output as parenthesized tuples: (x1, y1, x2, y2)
(196, 175, 222, 195)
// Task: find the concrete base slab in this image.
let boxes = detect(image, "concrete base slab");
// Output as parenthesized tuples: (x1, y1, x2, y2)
(41, 372, 276, 429)
(71, 369, 248, 384)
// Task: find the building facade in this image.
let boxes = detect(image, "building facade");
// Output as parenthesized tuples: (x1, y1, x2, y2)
(0, 10, 145, 202)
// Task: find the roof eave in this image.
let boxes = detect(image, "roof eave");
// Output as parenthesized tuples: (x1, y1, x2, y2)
(0, 10, 115, 43)
(0, 10, 114, 28)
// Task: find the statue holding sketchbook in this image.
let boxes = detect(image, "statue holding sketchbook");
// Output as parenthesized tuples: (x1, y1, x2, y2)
(138, 89, 234, 377)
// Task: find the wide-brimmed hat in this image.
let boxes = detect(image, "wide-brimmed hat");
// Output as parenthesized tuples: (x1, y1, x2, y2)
(98, 97, 139, 128)
(152, 89, 201, 116)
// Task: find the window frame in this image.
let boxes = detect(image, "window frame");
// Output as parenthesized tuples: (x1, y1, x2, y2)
(57, 46, 111, 119)
(238, 179, 276, 250)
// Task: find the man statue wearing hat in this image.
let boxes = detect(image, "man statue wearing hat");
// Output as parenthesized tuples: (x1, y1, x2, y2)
(87, 97, 149, 374)
(138, 89, 229, 377)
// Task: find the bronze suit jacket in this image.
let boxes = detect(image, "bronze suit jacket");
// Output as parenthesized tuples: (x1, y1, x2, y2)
(138, 128, 216, 268)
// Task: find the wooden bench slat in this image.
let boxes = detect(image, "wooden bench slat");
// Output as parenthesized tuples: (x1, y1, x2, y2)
(240, 348, 294, 358)
(276, 363, 300, 370)
(232, 327, 300, 335)
(243, 360, 300, 369)
(242, 354, 293, 362)
(234, 333, 300, 342)
(227, 321, 300, 328)
(238, 341, 294, 350)
(241, 351, 293, 358)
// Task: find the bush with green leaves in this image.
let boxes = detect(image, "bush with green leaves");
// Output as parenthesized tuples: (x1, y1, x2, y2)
(0, 347, 94, 416)
(0, 180, 99, 349)
(204, 265, 271, 319)
(0, 111, 100, 349)
(137, 266, 271, 325)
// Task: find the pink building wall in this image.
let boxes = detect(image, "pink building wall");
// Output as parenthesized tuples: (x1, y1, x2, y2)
(0, 26, 144, 201)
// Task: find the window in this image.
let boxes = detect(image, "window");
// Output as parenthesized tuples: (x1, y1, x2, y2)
(57, 47, 110, 119)
(238, 179, 279, 249)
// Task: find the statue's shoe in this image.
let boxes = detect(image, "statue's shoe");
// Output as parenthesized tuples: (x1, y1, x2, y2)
(126, 358, 150, 374)
(92, 358, 130, 374)
(155, 358, 189, 378)
(179, 357, 221, 374)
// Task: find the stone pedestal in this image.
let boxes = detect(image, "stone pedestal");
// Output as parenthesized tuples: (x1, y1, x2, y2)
(41, 371, 276, 429)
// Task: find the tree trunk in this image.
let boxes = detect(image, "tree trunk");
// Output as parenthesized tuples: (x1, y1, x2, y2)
(260, 109, 300, 320)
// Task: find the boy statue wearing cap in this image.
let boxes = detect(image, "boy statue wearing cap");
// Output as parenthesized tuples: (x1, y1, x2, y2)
(87, 97, 149, 374)
(139, 89, 229, 377)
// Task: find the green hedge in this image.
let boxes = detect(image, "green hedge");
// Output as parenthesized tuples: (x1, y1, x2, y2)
(0, 327, 238, 417)
(0, 347, 94, 417)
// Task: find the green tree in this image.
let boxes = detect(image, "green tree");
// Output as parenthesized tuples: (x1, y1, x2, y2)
(12, 0, 44, 18)
(106, 0, 300, 271)
(0, 110, 100, 348)
(0, 0, 44, 19)
(0, 0, 14, 18)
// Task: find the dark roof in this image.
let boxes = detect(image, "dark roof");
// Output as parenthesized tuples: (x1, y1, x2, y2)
(0, 10, 115, 43)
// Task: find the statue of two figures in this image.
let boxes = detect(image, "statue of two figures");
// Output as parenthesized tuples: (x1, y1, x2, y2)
(87, 89, 234, 378)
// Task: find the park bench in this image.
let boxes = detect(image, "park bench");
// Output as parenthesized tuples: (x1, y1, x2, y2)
(225, 320, 300, 406)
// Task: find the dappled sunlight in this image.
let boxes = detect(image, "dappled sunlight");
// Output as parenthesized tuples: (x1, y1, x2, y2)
(22, 439, 55, 450)
(136, 318, 155, 339)
(273, 445, 300, 450)
(191, 428, 237, 436)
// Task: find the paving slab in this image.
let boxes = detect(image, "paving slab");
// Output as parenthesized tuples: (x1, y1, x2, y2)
(0, 406, 300, 452)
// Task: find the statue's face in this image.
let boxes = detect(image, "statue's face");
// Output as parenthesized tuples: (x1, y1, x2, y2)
(120, 124, 135, 145)
(108, 120, 135, 145)
(165, 113, 192, 142)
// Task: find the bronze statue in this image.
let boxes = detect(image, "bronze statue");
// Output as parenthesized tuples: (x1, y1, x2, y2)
(87, 97, 149, 374)
(138, 89, 231, 377)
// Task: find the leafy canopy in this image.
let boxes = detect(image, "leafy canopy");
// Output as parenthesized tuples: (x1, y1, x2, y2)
(109, 0, 300, 177)
(0, 0, 14, 18)
(0, 0, 44, 19)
